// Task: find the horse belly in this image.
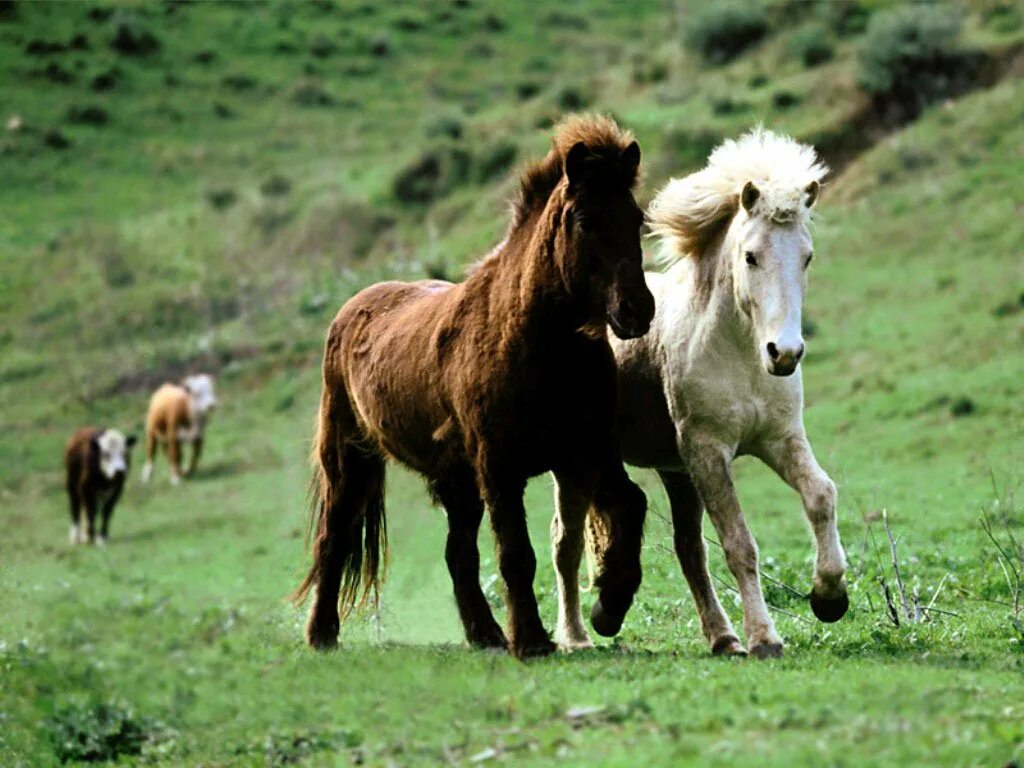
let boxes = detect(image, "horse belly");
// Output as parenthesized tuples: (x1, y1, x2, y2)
(616, 370, 679, 469)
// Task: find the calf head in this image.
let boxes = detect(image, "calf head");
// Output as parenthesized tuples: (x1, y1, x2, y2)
(183, 373, 218, 417)
(93, 429, 137, 479)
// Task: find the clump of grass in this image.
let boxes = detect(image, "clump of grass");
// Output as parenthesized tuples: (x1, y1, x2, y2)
(288, 78, 335, 107)
(684, 2, 768, 65)
(48, 697, 174, 763)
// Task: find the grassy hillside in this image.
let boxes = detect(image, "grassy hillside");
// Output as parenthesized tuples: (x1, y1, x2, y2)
(2, 1, 1024, 766)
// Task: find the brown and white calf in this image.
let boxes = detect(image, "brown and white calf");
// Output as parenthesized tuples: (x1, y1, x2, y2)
(141, 374, 217, 485)
(65, 427, 136, 546)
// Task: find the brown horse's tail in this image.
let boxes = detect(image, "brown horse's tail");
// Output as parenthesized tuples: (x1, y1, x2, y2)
(291, 382, 387, 648)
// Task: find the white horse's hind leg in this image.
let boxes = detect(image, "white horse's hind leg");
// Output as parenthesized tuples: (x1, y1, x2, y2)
(758, 435, 848, 622)
(551, 474, 594, 651)
(658, 470, 744, 656)
(682, 436, 783, 658)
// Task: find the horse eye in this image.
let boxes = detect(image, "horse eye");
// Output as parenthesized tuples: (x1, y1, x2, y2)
(804, 252, 814, 268)
(745, 251, 757, 267)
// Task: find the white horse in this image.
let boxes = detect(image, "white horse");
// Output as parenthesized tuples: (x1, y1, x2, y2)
(551, 128, 848, 658)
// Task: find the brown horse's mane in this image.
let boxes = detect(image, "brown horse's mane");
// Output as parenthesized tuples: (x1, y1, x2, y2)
(511, 113, 639, 229)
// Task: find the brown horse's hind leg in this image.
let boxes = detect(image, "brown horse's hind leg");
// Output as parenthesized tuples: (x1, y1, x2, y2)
(658, 470, 744, 656)
(305, 442, 385, 650)
(482, 475, 555, 659)
(431, 472, 508, 651)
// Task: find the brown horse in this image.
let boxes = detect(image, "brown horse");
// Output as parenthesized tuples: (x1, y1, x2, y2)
(293, 114, 655, 658)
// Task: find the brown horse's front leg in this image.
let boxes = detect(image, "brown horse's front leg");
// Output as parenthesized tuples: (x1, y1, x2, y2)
(483, 478, 555, 659)
(587, 463, 646, 637)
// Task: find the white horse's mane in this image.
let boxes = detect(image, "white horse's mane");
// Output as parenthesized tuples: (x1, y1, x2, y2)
(648, 127, 828, 264)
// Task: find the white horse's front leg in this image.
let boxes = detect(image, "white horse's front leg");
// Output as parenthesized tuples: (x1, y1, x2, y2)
(682, 436, 784, 658)
(758, 434, 848, 622)
(550, 473, 594, 651)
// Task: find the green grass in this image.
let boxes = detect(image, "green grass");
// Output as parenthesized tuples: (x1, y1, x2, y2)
(2, 2, 1024, 766)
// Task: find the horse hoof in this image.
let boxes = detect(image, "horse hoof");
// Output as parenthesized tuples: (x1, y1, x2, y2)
(513, 637, 556, 659)
(750, 641, 784, 659)
(590, 599, 625, 638)
(470, 627, 509, 652)
(306, 614, 340, 651)
(711, 636, 747, 657)
(810, 590, 849, 623)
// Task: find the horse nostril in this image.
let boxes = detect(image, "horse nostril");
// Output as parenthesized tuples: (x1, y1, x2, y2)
(795, 344, 805, 361)
(766, 342, 779, 361)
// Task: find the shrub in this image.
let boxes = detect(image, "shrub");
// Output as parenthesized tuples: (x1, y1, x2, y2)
(392, 143, 472, 204)
(556, 84, 590, 111)
(67, 104, 110, 126)
(309, 33, 336, 58)
(789, 24, 834, 67)
(260, 174, 292, 197)
(476, 140, 517, 182)
(857, 5, 977, 117)
(206, 187, 237, 211)
(289, 78, 335, 107)
(684, 3, 768, 65)
(817, 0, 871, 38)
(109, 12, 160, 56)
(423, 111, 464, 140)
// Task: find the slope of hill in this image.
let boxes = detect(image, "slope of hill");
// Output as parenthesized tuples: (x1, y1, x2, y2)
(2, 2, 1023, 766)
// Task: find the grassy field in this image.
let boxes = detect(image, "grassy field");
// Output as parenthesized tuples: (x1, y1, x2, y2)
(2, 1, 1024, 766)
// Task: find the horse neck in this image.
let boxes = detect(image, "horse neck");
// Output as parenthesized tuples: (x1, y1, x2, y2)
(489, 195, 595, 338)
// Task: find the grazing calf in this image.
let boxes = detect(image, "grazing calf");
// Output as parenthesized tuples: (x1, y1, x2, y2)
(141, 374, 217, 485)
(65, 427, 136, 546)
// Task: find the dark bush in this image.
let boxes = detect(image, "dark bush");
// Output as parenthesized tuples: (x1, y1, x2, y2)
(67, 104, 110, 126)
(981, 0, 1023, 33)
(87, 6, 113, 23)
(516, 80, 540, 100)
(38, 62, 75, 84)
(0, 0, 17, 22)
(110, 13, 160, 56)
(394, 13, 427, 31)
(710, 95, 750, 116)
(309, 33, 336, 58)
(260, 174, 292, 197)
(222, 73, 257, 91)
(289, 79, 335, 107)
(818, 0, 871, 37)
(684, 3, 768, 65)
(482, 12, 505, 32)
(213, 101, 234, 118)
(25, 38, 67, 55)
(857, 5, 978, 118)
(206, 187, 237, 211)
(392, 143, 472, 204)
(424, 111, 464, 140)
(368, 32, 390, 57)
(194, 48, 216, 64)
(43, 128, 71, 150)
(789, 24, 834, 67)
(556, 85, 590, 111)
(69, 33, 89, 51)
(772, 90, 801, 109)
(476, 140, 517, 182)
(91, 66, 122, 91)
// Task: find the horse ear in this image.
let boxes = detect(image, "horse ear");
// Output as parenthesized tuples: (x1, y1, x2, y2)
(740, 181, 760, 213)
(804, 179, 820, 208)
(620, 140, 640, 175)
(565, 142, 589, 190)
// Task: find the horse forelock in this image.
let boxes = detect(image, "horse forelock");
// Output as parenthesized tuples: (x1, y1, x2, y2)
(649, 127, 827, 266)
(512, 113, 637, 229)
